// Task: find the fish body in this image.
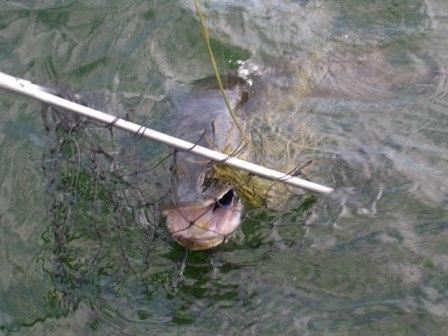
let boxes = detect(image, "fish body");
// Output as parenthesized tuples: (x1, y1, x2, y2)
(164, 77, 248, 250)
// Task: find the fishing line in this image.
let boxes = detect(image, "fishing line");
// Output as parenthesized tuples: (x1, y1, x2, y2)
(104, 116, 120, 129)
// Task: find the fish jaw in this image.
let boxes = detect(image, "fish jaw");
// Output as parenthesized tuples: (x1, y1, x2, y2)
(164, 195, 243, 251)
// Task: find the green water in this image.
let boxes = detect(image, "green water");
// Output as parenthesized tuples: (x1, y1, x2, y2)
(1, 1, 448, 335)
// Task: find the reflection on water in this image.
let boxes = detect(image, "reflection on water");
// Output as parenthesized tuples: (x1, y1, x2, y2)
(1, 0, 448, 334)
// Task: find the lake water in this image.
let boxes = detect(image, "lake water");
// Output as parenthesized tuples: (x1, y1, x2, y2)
(1, 1, 448, 335)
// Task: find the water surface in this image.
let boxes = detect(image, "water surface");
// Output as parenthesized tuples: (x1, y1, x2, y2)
(1, 0, 448, 335)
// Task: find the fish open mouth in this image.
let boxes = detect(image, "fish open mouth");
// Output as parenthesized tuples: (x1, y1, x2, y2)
(164, 188, 243, 250)
(215, 188, 235, 209)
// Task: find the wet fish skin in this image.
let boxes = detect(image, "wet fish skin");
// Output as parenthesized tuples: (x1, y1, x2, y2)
(165, 76, 249, 250)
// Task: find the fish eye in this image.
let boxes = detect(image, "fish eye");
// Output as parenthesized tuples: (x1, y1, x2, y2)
(217, 189, 235, 208)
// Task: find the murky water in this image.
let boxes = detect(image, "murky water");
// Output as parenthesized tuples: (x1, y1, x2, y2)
(1, 1, 448, 335)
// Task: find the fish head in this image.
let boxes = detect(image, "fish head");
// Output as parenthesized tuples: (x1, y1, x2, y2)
(164, 75, 250, 250)
(164, 188, 243, 250)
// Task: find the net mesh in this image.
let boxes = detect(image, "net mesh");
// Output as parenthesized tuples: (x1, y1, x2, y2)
(39, 80, 318, 313)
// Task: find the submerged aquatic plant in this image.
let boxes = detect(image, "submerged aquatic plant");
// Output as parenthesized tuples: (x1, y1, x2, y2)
(194, 0, 246, 140)
(193, 0, 318, 207)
